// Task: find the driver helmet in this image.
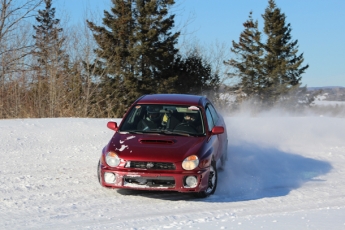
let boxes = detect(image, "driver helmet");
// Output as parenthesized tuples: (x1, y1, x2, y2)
(183, 113, 197, 123)
(146, 105, 161, 121)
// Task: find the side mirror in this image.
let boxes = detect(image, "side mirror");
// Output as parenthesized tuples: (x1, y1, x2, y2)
(211, 126, 224, 135)
(107, 121, 118, 131)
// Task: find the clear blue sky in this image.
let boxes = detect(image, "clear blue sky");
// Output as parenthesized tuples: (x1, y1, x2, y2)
(57, 0, 345, 87)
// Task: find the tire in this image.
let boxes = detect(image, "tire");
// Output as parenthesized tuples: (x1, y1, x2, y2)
(97, 160, 102, 185)
(195, 161, 218, 198)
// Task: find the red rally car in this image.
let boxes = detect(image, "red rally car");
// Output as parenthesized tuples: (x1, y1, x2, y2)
(97, 94, 228, 198)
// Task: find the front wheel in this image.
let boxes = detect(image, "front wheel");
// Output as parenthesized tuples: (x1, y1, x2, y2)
(195, 161, 218, 198)
(97, 160, 101, 185)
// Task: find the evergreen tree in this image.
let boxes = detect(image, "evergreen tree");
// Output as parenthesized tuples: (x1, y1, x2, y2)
(261, 0, 309, 105)
(33, 0, 66, 76)
(174, 50, 219, 95)
(134, 0, 180, 94)
(224, 12, 264, 104)
(87, 0, 180, 117)
(87, 0, 135, 117)
(32, 0, 67, 117)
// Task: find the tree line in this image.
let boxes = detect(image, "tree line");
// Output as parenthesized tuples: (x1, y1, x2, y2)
(0, 0, 310, 119)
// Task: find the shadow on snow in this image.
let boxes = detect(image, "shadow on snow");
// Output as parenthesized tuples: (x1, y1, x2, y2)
(114, 143, 332, 202)
(214, 143, 332, 202)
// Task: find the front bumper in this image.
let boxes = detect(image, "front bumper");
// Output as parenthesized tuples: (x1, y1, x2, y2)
(100, 166, 210, 193)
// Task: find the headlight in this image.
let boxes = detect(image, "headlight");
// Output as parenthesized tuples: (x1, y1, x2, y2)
(105, 151, 121, 167)
(182, 155, 199, 170)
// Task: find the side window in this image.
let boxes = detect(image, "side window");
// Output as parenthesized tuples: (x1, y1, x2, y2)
(205, 108, 214, 131)
(120, 106, 142, 131)
(127, 106, 142, 124)
(208, 104, 219, 124)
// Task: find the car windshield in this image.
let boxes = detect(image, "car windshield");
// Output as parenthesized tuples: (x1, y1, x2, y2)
(119, 104, 205, 136)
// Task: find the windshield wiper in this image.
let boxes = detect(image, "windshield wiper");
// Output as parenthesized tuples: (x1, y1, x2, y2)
(120, 130, 143, 134)
(120, 129, 165, 135)
(121, 129, 201, 137)
(158, 130, 192, 136)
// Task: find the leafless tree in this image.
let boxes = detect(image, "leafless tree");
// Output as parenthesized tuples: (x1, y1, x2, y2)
(0, 0, 43, 118)
(0, 0, 43, 65)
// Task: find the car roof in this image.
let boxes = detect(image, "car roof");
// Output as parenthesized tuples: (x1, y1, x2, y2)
(136, 94, 206, 106)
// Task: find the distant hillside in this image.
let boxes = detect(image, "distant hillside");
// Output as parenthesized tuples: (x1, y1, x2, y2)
(308, 87, 345, 101)
(308, 86, 345, 90)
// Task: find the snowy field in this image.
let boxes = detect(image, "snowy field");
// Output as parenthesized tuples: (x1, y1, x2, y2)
(1, 113, 345, 229)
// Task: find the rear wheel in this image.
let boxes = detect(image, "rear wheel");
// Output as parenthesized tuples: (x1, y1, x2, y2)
(195, 161, 217, 198)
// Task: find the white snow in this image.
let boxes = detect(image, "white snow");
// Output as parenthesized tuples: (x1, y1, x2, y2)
(116, 145, 129, 152)
(1, 114, 345, 229)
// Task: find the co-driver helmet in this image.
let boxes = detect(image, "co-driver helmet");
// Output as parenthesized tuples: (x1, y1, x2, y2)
(146, 105, 161, 121)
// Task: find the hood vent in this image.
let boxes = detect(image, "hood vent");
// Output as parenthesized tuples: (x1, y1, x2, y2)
(139, 139, 175, 145)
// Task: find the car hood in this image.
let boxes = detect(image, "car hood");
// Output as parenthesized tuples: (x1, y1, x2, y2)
(106, 132, 206, 162)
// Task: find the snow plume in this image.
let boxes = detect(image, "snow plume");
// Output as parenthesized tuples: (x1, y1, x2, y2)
(211, 91, 342, 203)
(218, 115, 337, 201)
(214, 82, 345, 117)
(218, 99, 344, 202)
(218, 93, 345, 118)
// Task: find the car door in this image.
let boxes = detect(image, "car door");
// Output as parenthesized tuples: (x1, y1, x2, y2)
(205, 104, 222, 162)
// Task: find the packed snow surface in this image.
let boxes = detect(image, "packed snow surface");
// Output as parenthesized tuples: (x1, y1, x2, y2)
(1, 115, 345, 229)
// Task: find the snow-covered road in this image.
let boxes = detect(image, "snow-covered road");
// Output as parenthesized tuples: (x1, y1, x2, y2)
(1, 116, 345, 229)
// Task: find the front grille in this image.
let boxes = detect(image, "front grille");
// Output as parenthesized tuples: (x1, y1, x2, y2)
(123, 176, 175, 188)
(125, 161, 176, 170)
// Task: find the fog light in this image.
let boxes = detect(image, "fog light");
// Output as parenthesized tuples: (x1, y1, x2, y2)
(185, 176, 198, 188)
(104, 172, 116, 184)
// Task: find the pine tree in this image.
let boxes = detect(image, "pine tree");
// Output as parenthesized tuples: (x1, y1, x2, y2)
(87, 0, 180, 117)
(134, 0, 180, 94)
(261, 0, 309, 105)
(33, 0, 66, 75)
(87, 0, 135, 117)
(174, 50, 219, 95)
(224, 12, 264, 104)
(32, 0, 67, 117)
